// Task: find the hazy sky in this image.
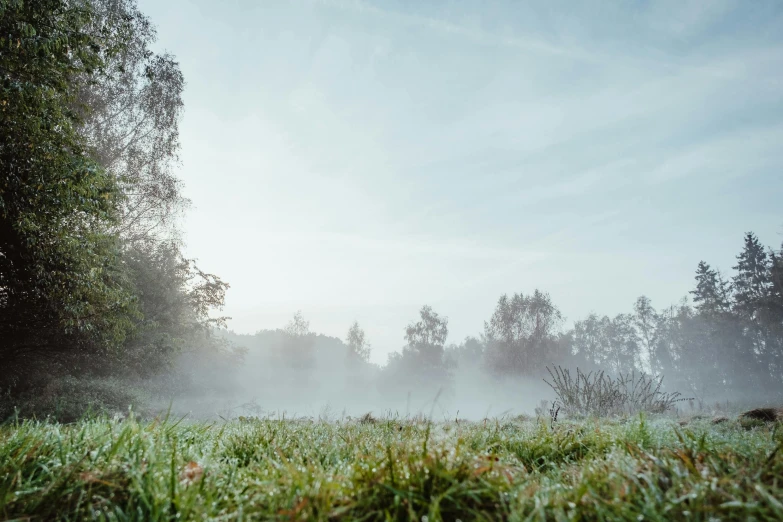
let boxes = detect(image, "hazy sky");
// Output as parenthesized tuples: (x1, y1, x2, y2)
(138, 0, 782, 364)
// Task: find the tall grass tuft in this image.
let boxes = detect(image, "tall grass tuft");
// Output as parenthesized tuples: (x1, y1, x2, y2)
(545, 366, 690, 417)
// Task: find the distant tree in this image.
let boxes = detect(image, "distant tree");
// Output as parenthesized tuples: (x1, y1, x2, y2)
(769, 244, 783, 309)
(444, 336, 485, 369)
(730, 232, 780, 390)
(633, 296, 662, 374)
(284, 311, 310, 337)
(766, 243, 783, 384)
(484, 290, 564, 376)
(376, 306, 451, 394)
(281, 311, 314, 369)
(345, 321, 371, 364)
(570, 313, 607, 370)
(404, 305, 449, 369)
(767, 243, 783, 342)
(691, 261, 730, 316)
(732, 232, 771, 318)
(572, 313, 640, 375)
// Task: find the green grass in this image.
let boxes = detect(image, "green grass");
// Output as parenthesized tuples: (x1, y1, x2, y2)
(0, 413, 781, 520)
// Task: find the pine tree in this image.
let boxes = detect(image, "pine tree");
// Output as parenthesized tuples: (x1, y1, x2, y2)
(731, 233, 780, 394)
(769, 243, 783, 312)
(731, 232, 770, 317)
(691, 261, 729, 315)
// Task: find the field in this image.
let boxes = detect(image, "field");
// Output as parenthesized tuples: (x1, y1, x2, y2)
(1, 412, 782, 521)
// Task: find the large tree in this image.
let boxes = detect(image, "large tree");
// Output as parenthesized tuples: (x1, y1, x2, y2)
(1, 0, 138, 389)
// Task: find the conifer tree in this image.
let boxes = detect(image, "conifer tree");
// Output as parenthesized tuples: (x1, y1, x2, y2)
(732, 232, 770, 317)
(691, 261, 729, 315)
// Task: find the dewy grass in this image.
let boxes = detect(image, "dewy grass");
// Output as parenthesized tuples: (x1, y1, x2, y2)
(0, 414, 781, 520)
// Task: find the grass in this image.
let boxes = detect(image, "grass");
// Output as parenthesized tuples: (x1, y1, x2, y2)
(0, 412, 781, 520)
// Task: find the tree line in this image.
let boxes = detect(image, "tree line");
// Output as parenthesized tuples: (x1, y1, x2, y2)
(248, 231, 783, 404)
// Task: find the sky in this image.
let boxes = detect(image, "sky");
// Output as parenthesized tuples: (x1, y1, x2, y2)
(137, 0, 783, 365)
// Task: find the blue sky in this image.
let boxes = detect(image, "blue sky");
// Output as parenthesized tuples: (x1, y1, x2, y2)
(138, 0, 783, 364)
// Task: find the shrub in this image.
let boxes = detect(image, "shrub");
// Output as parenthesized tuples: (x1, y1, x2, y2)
(0, 377, 149, 423)
(544, 366, 689, 417)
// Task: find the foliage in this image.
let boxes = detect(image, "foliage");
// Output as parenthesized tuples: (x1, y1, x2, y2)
(280, 311, 316, 369)
(404, 305, 449, 368)
(544, 366, 689, 417)
(0, 0, 139, 390)
(444, 336, 484, 369)
(345, 320, 371, 364)
(571, 313, 639, 374)
(0, 376, 148, 423)
(0, 0, 234, 405)
(691, 261, 730, 315)
(76, 0, 187, 243)
(565, 232, 783, 401)
(484, 290, 565, 376)
(0, 415, 781, 520)
(119, 240, 230, 377)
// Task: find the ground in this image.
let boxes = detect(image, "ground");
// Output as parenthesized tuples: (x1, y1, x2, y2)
(0, 413, 781, 520)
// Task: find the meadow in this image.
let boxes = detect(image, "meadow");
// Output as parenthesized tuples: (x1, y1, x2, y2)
(1, 411, 781, 521)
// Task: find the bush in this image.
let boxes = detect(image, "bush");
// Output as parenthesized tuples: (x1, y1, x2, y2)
(0, 377, 150, 423)
(544, 366, 689, 417)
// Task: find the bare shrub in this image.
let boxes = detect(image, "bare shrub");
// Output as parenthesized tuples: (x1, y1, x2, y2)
(544, 366, 690, 417)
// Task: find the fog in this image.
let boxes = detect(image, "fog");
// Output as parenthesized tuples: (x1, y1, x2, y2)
(168, 355, 556, 422)
(161, 263, 783, 421)
(172, 347, 553, 421)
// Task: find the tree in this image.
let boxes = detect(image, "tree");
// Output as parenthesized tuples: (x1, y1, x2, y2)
(484, 290, 563, 376)
(345, 321, 371, 364)
(404, 305, 449, 369)
(377, 305, 450, 393)
(571, 313, 607, 370)
(769, 243, 783, 311)
(1, 0, 138, 390)
(119, 240, 229, 377)
(765, 243, 783, 385)
(284, 311, 310, 337)
(730, 232, 781, 390)
(691, 261, 730, 316)
(571, 313, 639, 374)
(633, 296, 661, 373)
(732, 232, 770, 318)
(444, 336, 484, 369)
(75, 0, 187, 243)
(281, 311, 314, 369)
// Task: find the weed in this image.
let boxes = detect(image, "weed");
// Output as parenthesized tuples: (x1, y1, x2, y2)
(545, 366, 691, 417)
